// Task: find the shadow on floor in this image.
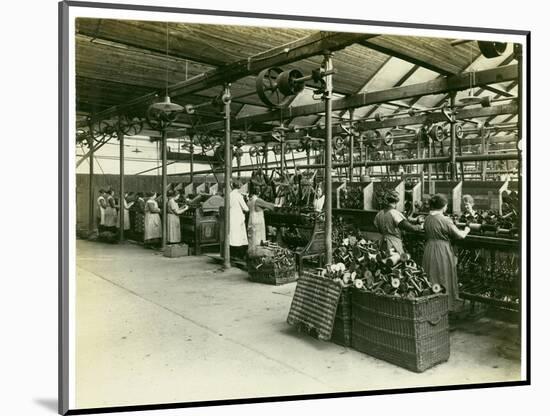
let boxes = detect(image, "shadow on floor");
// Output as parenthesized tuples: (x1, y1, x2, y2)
(34, 398, 58, 413)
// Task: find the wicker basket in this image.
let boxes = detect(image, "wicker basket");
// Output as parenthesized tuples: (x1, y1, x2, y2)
(287, 272, 342, 340)
(247, 258, 297, 285)
(331, 286, 352, 347)
(351, 290, 450, 372)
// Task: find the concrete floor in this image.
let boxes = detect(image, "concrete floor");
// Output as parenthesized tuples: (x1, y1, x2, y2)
(75, 240, 521, 409)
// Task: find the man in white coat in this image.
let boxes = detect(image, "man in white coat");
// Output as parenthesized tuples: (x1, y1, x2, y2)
(229, 181, 249, 259)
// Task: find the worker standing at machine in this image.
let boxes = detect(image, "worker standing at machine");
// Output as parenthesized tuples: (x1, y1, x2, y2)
(247, 182, 279, 256)
(422, 194, 470, 313)
(133, 192, 146, 242)
(374, 189, 422, 255)
(96, 189, 107, 233)
(462, 194, 477, 219)
(229, 181, 249, 259)
(166, 190, 188, 244)
(144, 191, 162, 248)
(313, 184, 325, 212)
(123, 192, 134, 238)
(104, 189, 118, 233)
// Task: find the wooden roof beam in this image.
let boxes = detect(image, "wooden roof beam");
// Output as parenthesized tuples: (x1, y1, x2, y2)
(76, 24, 225, 67)
(90, 31, 375, 122)
(361, 39, 513, 97)
(203, 64, 518, 131)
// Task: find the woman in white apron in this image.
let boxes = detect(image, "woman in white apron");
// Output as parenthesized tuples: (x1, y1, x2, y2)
(247, 183, 277, 256)
(167, 190, 188, 244)
(123, 192, 134, 235)
(229, 182, 249, 258)
(96, 189, 107, 232)
(144, 192, 162, 248)
(104, 189, 118, 232)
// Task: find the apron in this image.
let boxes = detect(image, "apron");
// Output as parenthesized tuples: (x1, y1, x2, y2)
(229, 190, 248, 246)
(144, 199, 162, 241)
(123, 200, 131, 231)
(247, 196, 266, 256)
(167, 198, 182, 243)
(97, 196, 106, 226)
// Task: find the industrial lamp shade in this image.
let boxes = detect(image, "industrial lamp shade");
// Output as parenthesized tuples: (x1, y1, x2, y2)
(149, 95, 184, 113)
(146, 95, 183, 130)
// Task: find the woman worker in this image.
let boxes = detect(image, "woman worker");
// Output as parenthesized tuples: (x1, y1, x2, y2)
(247, 182, 279, 256)
(374, 189, 422, 255)
(104, 189, 118, 233)
(166, 190, 188, 244)
(96, 189, 107, 233)
(423, 194, 470, 313)
(144, 191, 162, 248)
(313, 185, 325, 212)
(123, 192, 135, 237)
(133, 192, 146, 242)
(229, 180, 249, 259)
(462, 194, 477, 218)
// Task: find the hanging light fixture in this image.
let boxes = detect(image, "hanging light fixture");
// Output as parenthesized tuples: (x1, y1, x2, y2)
(131, 137, 142, 154)
(146, 22, 183, 130)
(459, 42, 484, 106)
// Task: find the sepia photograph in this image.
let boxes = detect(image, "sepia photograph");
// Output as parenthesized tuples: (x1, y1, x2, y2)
(59, 1, 529, 414)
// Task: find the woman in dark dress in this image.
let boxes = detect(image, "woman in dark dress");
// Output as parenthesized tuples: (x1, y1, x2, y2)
(374, 190, 422, 255)
(422, 194, 470, 312)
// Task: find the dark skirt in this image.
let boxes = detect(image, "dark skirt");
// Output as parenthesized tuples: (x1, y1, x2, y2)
(422, 239, 462, 312)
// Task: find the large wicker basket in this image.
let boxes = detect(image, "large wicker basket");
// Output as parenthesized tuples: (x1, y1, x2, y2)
(351, 290, 450, 372)
(331, 286, 352, 347)
(247, 257, 297, 285)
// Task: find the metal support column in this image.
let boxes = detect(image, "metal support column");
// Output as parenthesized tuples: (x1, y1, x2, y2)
(280, 140, 286, 173)
(481, 132, 487, 181)
(349, 109, 355, 181)
(417, 135, 424, 196)
(223, 84, 232, 270)
(161, 128, 168, 249)
(449, 94, 458, 181)
(87, 119, 95, 237)
(324, 52, 334, 265)
(118, 128, 125, 242)
(190, 136, 194, 185)
(359, 133, 364, 180)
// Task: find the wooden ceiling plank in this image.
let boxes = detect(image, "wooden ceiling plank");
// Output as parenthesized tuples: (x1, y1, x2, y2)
(90, 31, 375, 121)
(203, 64, 518, 131)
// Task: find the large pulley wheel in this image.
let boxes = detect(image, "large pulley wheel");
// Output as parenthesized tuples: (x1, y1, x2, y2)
(146, 107, 177, 131)
(119, 115, 143, 136)
(196, 134, 216, 151)
(477, 41, 507, 58)
(249, 146, 258, 157)
(365, 130, 382, 150)
(455, 124, 464, 139)
(429, 124, 445, 142)
(276, 69, 305, 96)
(214, 144, 231, 163)
(333, 136, 346, 153)
(255, 67, 295, 108)
(257, 146, 266, 157)
(383, 131, 394, 146)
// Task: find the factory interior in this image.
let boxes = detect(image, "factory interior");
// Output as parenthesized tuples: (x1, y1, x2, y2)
(73, 18, 524, 410)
